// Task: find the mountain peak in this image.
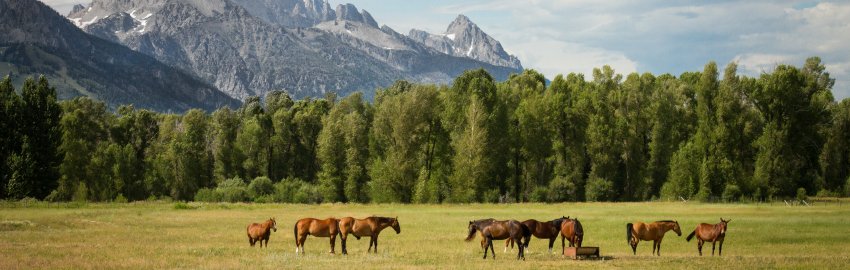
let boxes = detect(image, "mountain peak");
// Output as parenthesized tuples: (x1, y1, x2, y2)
(69, 4, 86, 16)
(447, 14, 474, 31)
(334, 3, 378, 28)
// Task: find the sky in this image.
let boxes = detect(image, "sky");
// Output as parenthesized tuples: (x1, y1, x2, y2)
(43, 0, 850, 99)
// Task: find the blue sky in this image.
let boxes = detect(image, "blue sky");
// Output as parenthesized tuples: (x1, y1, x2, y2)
(44, 0, 850, 99)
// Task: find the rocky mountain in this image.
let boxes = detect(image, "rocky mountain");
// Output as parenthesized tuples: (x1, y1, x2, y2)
(0, 0, 239, 112)
(228, 0, 336, 28)
(409, 15, 521, 70)
(65, 0, 523, 101)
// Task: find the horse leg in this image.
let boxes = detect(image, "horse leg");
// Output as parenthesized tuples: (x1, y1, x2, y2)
(517, 237, 523, 260)
(330, 234, 337, 254)
(374, 236, 379, 254)
(697, 239, 703, 256)
(719, 240, 723, 256)
(655, 238, 664, 256)
(549, 237, 556, 254)
(712, 241, 716, 256)
(505, 238, 511, 253)
(482, 237, 490, 259)
(341, 234, 348, 255)
(561, 235, 566, 255)
(489, 237, 496, 260)
(651, 240, 657, 256)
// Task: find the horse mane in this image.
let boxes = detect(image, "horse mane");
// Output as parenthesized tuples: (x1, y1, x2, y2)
(573, 218, 584, 235)
(656, 220, 676, 223)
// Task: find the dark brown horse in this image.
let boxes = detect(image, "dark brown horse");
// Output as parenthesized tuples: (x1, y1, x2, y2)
(465, 219, 531, 260)
(294, 217, 340, 254)
(338, 216, 400, 254)
(627, 220, 682, 256)
(686, 218, 730, 256)
(505, 216, 569, 254)
(246, 218, 277, 248)
(560, 217, 584, 253)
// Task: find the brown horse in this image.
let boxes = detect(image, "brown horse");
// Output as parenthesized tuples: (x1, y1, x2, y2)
(294, 217, 340, 254)
(465, 219, 531, 260)
(686, 218, 730, 256)
(627, 220, 681, 256)
(338, 216, 400, 254)
(560, 217, 584, 253)
(246, 218, 277, 248)
(505, 216, 569, 254)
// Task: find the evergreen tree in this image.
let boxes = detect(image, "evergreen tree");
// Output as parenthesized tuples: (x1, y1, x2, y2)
(8, 77, 62, 199)
(0, 76, 21, 199)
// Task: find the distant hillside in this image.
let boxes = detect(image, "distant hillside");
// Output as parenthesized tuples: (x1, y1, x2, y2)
(0, 0, 240, 112)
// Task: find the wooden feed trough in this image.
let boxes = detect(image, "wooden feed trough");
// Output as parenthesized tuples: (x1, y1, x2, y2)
(563, 247, 600, 260)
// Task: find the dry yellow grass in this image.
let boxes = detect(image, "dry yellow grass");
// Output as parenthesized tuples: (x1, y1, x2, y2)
(2, 201, 849, 269)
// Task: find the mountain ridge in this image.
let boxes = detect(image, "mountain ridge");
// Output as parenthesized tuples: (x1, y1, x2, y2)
(0, 0, 240, 112)
(65, 0, 523, 101)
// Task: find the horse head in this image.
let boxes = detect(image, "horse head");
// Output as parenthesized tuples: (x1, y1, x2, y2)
(391, 217, 401, 234)
(672, 221, 682, 236)
(270, 217, 277, 232)
(719, 218, 730, 234)
(465, 221, 478, 242)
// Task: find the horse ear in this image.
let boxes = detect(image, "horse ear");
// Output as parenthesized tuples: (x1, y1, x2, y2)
(469, 221, 472, 224)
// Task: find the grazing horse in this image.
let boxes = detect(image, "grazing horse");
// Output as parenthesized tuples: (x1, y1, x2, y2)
(465, 219, 531, 260)
(505, 216, 569, 254)
(294, 217, 340, 254)
(560, 217, 584, 253)
(686, 218, 730, 256)
(627, 220, 682, 256)
(246, 218, 277, 248)
(338, 216, 401, 254)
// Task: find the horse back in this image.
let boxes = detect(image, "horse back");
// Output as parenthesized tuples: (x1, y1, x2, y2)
(483, 220, 516, 240)
(339, 217, 355, 234)
(631, 222, 652, 240)
(696, 223, 723, 241)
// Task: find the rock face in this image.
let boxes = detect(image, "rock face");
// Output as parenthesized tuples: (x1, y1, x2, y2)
(65, 0, 523, 101)
(409, 15, 522, 70)
(0, 0, 239, 112)
(229, 0, 335, 28)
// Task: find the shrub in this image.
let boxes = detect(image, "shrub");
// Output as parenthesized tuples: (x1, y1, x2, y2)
(796, 188, 807, 201)
(194, 188, 219, 202)
(529, 186, 549, 203)
(293, 183, 323, 204)
(272, 178, 305, 203)
(253, 195, 275, 203)
(173, 202, 196, 210)
(73, 183, 88, 203)
(114, 194, 129, 203)
(219, 187, 250, 203)
(248, 176, 274, 198)
(722, 184, 742, 202)
(585, 177, 614, 202)
(547, 176, 577, 202)
(816, 189, 839, 198)
(482, 189, 500, 203)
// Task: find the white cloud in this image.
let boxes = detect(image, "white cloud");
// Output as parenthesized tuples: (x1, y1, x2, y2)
(512, 40, 638, 80)
(732, 53, 793, 76)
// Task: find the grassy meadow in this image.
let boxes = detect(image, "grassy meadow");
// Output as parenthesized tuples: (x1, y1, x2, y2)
(2, 201, 850, 269)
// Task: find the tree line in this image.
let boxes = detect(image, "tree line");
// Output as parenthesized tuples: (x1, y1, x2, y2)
(1, 57, 849, 203)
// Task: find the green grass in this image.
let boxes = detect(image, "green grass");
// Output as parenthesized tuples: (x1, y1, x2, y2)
(2, 201, 849, 269)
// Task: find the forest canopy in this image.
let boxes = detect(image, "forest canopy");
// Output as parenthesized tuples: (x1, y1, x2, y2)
(2, 57, 849, 203)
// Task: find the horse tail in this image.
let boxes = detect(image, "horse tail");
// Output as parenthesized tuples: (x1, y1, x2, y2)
(686, 229, 696, 242)
(293, 222, 298, 246)
(626, 223, 633, 245)
(520, 223, 532, 247)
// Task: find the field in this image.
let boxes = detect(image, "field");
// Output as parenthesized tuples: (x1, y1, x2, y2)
(2, 201, 850, 269)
